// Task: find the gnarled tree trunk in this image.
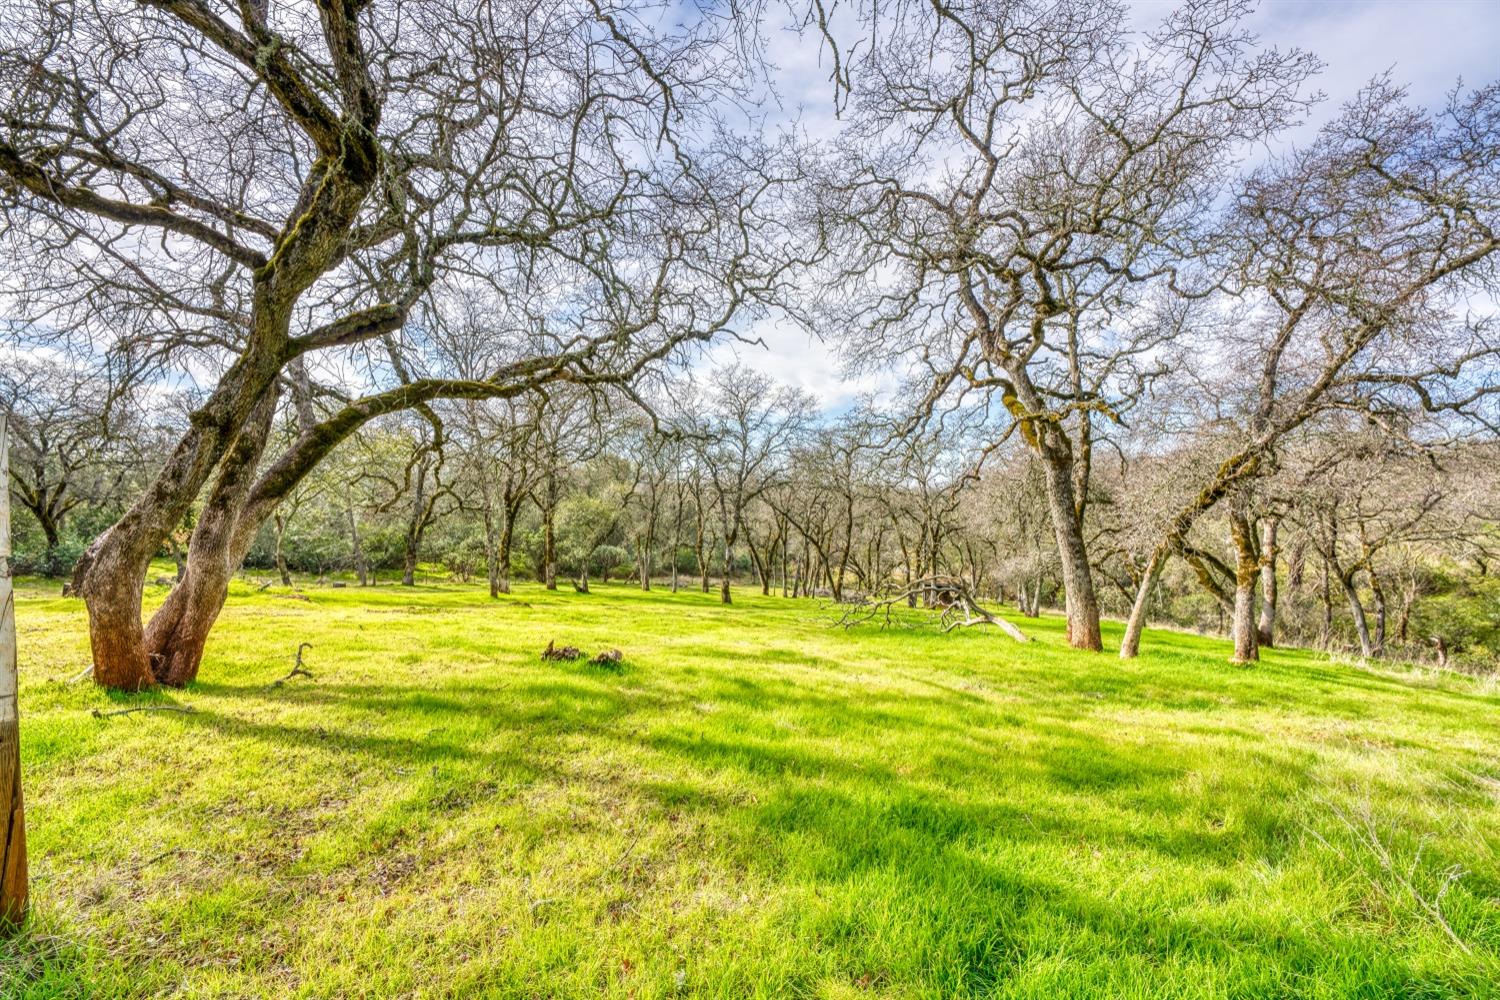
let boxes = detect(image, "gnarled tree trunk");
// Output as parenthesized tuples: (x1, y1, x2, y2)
(142, 391, 278, 688)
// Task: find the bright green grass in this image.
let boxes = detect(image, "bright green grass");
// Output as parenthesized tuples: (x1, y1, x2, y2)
(2, 574, 1498, 999)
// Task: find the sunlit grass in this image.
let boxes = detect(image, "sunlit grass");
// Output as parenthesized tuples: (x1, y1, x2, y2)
(2, 573, 1497, 998)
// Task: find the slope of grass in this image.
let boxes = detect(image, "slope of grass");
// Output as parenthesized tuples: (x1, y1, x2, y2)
(2, 575, 1498, 998)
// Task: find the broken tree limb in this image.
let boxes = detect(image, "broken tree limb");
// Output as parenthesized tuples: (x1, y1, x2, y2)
(835, 576, 1029, 642)
(269, 643, 314, 688)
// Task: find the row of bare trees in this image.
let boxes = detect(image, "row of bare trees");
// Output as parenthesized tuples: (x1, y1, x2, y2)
(808, 0, 1499, 661)
(11, 353, 1495, 674)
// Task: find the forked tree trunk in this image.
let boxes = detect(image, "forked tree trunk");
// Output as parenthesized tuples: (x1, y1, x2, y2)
(1, 415, 30, 929)
(142, 392, 278, 688)
(75, 391, 258, 689)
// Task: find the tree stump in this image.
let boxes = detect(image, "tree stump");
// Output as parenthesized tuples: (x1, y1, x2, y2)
(0, 414, 28, 929)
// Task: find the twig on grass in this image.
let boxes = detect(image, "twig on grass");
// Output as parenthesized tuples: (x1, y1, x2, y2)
(1303, 796, 1473, 954)
(268, 642, 315, 688)
(91, 705, 196, 719)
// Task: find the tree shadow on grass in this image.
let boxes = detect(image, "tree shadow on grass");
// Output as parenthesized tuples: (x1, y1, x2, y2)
(45, 642, 1493, 998)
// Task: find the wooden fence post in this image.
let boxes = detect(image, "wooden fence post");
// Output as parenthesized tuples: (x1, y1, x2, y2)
(0, 413, 28, 929)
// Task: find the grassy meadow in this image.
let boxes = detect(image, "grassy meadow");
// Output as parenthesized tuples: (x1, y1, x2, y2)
(1, 573, 1498, 998)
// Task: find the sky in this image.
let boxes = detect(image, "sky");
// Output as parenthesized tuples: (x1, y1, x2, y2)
(701, 0, 1500, 410)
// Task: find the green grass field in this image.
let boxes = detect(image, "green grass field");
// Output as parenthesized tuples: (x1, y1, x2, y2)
(2, 575, 1498, 998)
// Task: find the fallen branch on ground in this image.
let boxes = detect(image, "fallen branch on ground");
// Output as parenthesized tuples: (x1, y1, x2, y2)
(269, 643, 314, 688)
(834, 576, 1028, 642)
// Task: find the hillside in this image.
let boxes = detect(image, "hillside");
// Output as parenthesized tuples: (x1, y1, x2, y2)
(3, 579, 1498, 998)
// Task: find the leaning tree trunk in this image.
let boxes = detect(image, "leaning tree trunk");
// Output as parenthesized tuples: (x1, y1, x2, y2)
(1341, 572, 1375, 658)
(1036, 447, 1102, 651)
(1, 415, 29, 929)
(1120, 547, 1165, 659)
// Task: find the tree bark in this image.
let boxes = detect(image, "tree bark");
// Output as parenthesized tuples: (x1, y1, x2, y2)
(641, 510, 656, 591)
(1368, 568, 1388, 657)
(1228, 507, 1260, 664)
(496, 508, 515, 596)
(1319, 555, 1334, 649)
(401, 537, 418, 587)
(348, 505, 368, 586)
(273, 512, 292, 586)
(669, 508, 681, 594)
(1342, 572, 1375, 658)
(1257, 517, 1279, 648)
(720, 534, 734, 605)
(483, 507, 501, 598)
(1037, 449, 1101, 651)
(1120, 548, 1165, 659)
(141, 391, 278, 687)
(1, 415, 30, 930)
(542, 479, 557, 590)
